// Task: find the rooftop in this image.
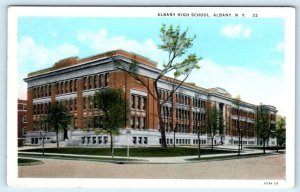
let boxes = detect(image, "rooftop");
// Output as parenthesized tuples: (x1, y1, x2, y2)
(27, 49, 158, 77)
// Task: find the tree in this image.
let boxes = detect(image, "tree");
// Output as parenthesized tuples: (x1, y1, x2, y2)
(275, 116, 286, 152)
(233, 95, 242, 155)
(206, 107, 219, 150)
(218, 110, 225, 145)
(94, 88, 129, 158)
(257, 104, 271, 154)
(38, 120, 48, 156)
(46, 102, 71, 151)
(111, 24, 202, 148)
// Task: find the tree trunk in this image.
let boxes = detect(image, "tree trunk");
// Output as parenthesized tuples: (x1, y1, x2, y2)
(263, 139, 266, 154)
(198, 132, 201, 158)
(157, 102, 167, 148)
(220, 135, 223, 145)
(211, 136, 214, 150)
(110, 133, 114, 158)
(238, 131, 240, 156)
(241, 136, 243, 151)
(276, 140, 279, 152)
(173, 130, 176, 148)
(42, 136, 45, 156)
(56, 130, 59, 151)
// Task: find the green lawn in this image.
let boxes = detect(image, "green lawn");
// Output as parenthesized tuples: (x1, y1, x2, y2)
(18, 158, 43, 166)
(20, 147, 236, 157)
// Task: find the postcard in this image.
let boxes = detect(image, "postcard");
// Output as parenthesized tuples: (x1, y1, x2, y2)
(7, 6, 295, 189)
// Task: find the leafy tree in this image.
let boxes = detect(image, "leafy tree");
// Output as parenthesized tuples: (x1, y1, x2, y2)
(94, 88, 129, 158)
(111, 24, 202, 148)
(206, 107, 219, 150)
(257, 104, 271, 154)
(46, 102, 71, 151)
(218, 110, 225, 145)
(275, 116, 286, 151)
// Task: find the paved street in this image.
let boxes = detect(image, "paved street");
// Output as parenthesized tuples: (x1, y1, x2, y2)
(19, 153, 285, 179)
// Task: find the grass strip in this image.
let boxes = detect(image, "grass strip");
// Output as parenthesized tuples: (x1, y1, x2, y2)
(18, 153, 140, 163)
(18, 158, 44, 166)
(19, 147, 236, 157)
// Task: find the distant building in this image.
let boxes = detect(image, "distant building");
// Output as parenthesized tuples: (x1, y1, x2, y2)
(23, 50, 277, 146)
(18, 99, 27, 147)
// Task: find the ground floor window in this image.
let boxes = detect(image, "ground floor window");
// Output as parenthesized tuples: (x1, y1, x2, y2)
(104, 136, 108, 144)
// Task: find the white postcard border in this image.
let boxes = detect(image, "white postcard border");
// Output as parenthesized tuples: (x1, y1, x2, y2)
(7, 6, 295, 189)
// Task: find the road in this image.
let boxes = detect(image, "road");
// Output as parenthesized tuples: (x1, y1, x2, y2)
(18, 153, 285, 179)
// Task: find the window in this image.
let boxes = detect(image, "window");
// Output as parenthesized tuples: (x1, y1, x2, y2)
(88, 76, 92, 89)
(104, 136, 108, 144)
(98, 136, 102, 144)
(104, 73, 109, 87)
(74, 98, 77, 111)
(93, 137, 96, 144)
(99, 74, 103, 87)
(137, 116, 141, 129)
(133, 137, 137, 144)
(49, 85, 51, 96)
(136, 96, 140, 110)
(55, 83, 58, 94)
(69, 80, 73, 92)
(142, 117, 146, 129)
(69, 99, 73, 111)
(84, 77, 87, 90)
(131, 115, 135, 128)
(60, 82, 63, 93)
(41, 86, 44, 97)
(22, 116, 27, 123)
(144, 137, 148, 145)
(33, 88, 36, 98)
(65, 81, 68, 93)
(74, 79, 77, 91)
(142, 97, 147, 110)
(138, 137, 142, 144)
(89, 96, 93, 110)
(131, 95, 135, 109)
(94, 75, 98, 88)
(83, 97, 87, 110)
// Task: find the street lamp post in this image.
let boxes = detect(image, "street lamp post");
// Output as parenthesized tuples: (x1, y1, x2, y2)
(126, 129, 131, 160)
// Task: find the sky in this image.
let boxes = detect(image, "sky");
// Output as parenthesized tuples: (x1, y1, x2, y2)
(17, 16, 286, 115)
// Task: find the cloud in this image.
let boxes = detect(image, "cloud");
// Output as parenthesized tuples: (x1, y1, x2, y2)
(274, 42, 285, 53)
(220, 24, 251, 39)
(267, 59, 283, 67)
(18, 36, 80, 99)
(187, 59, 286, 115)
(18, 36, 79, 69)
(77, 28, 167, 66)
